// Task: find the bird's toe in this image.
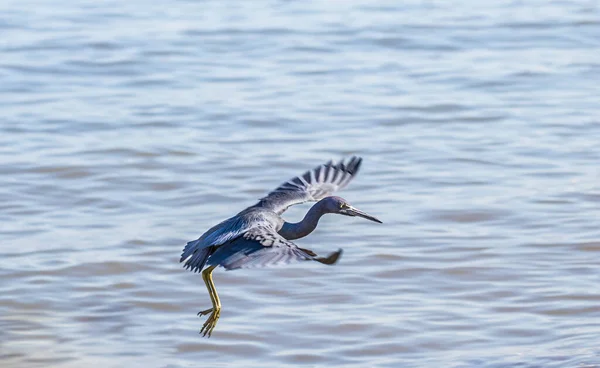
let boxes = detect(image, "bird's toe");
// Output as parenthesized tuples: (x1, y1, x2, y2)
(199, 309, 221, 337)
(197, 308, 213, 317)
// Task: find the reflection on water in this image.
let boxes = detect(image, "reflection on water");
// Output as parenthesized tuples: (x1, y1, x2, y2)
(2, 0, 600, 367)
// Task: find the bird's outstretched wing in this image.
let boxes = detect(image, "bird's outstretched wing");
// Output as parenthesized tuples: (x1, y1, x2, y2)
(206, 225, 342, 270)
(256, 156, 363, 215)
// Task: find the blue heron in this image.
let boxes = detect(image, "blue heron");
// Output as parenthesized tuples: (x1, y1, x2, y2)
(180, 156, 382, 337)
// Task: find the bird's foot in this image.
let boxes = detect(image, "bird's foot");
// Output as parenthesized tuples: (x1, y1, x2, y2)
(199, 308, 220, 337)
(197, 308, 213, 317)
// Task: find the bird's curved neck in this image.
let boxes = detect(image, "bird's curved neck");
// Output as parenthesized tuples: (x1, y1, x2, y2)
(278, 200, 328, 240)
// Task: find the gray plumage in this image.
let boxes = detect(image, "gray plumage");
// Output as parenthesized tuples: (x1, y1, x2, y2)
(257, 156, 363, 215)
(180, 156, 375, 272)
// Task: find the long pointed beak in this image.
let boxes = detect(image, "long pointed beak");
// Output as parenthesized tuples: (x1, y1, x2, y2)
(347, 206, 383, 224)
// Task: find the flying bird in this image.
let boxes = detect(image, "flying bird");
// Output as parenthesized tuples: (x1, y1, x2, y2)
(180, 156, 382, 337)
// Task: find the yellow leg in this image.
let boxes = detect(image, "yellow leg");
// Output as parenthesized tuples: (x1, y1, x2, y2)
(199, 265, 221, 337)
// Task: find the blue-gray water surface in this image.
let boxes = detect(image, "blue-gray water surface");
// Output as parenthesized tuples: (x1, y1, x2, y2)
(2, 1, 600, 367)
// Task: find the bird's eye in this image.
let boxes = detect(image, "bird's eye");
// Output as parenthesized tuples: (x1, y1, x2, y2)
(340, 203, 347, 209)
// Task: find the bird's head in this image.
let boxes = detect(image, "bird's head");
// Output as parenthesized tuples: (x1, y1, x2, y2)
(323, 196, 383, 224)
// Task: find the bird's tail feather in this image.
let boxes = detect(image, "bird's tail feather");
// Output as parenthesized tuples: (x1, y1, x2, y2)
(181, 239, 212, 273)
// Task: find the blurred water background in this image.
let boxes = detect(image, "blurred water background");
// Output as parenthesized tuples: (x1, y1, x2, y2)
(2, 0, 600, 367)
